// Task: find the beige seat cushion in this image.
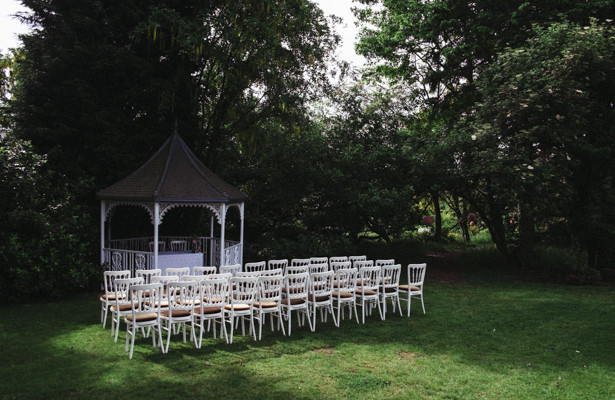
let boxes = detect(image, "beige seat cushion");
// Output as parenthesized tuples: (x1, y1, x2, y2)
(399, 285, 421, 291)
(281, 298, 305, 305)
(160, 309, 191, 318)
(254, 301, 279, 308)
(224, 304, 251, 311)
(333, 291, 353, 298)
(125, 313, 157, 322)
(356, 289, 377, 296)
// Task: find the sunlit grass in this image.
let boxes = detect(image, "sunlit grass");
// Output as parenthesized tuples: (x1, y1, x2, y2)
(1, 273, 614, 399)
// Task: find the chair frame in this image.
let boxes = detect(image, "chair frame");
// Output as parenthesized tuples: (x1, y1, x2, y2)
(111, 277, 144, 342)
(225, 276, 259, 343)
(399, 263, 427, 316)
(380, 264, 402, 319)
(244, 261, 266, 273)
(100, 270, 130, 329)
(281, 272, 312, 336)
(193, 277, 230, 347)
(160, 280, 198, 353)
(333, 268, 359, 324)
(193, 266, 217, 275)
(356, 266, 383, 323)
(254, 275, 286, 340)
(124, 282, 164, 359)
(308, 270, 337, 331)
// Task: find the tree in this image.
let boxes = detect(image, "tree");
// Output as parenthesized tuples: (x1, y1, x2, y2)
(466, 19, 615, 267)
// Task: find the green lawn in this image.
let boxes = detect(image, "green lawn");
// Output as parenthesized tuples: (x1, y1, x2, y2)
(1, 270, 614, 399)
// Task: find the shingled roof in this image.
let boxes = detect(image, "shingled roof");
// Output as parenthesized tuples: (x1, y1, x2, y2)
(96, 131, 248, 203)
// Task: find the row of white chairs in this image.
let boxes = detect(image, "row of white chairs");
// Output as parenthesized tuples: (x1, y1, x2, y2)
(99, 262, 426, 359)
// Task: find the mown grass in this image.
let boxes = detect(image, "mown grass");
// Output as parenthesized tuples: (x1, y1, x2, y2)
(1, 263, 614, 399)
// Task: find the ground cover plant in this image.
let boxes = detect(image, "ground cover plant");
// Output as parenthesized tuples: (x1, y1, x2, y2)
(1, 252, 613, 399)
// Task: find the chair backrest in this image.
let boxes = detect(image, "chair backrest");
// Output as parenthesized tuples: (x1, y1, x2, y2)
(261, 268, 284, 277)
(407, 263, 427, 286)
(114, 277, 144, 306)
(330, 261, 351, 275)
(284, 272, 310, 302)
(348, 255, 367, 264)
(135, 268, 161, 284)
(220, 264, 241, 276)
(290, 258, 311, 267)
(335, 268, 358, 294)
(286, 265, 309, 275)
(268, 259, 288, 271)
(244, 261, 266, 273)
(310, 270, 334, 297)
(381, 264, 402, 290)
(165, 267, 190, 278)
(308, 263, 328, 275)
(359, 266, 381, 292)
(166, 281, 198, 316)
(236, 271, 262, 278)
(329, 256, 348, 264)
(103, 270, 131, 294)
(181, 275, 205, 282)
(170, 240, 187, 252)
(199, 277, 230, 309)
(130, 282, 163, 315)
(375, 259, 395, 267)
(149, 241, 166, 252)
(206, 273, 233, 283)
(257, 275, 284, 303)
(310, 257, 328, 265)
(193, 266, 217, 275)
(111, 252, 123, 270)
(150, 275, 179, 286)
(354, 260, 374, 269)
(229, 276, 259, 305)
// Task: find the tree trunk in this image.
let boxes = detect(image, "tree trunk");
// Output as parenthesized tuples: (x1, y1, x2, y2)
(432, 190, 442, 241)
(518, 202, 536, 269)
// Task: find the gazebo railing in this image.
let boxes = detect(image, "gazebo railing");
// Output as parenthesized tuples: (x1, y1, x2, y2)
(104, 236, 240, 270)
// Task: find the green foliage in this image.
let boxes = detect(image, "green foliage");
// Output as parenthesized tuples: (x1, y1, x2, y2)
(0, 133, 98, 303)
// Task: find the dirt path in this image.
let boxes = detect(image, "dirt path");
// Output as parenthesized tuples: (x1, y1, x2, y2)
(424, 250, 465, 284)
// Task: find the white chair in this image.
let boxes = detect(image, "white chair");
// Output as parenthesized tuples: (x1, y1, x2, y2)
(310, 257, 329, 267)
(149, 241, 166, 252)
(308, 263, 328, 274)
(290, 258, 311, 267)
(170, 240, 187, 251)
(261, 268, 284, 277)
(236, 271, 262, 278)
(375, 259, 395, 267)
(124, 282, 164, 359)
(356, 266, 383, 323)
(380, 264, 402, 319)
(165, 267, 190, 279)
(193, 277, 230, 347)
(225, 276, 259, 343)
(111, 252, 123, 270)
(136, 268, 161, 284)
(399, 263, 427, 316)
(330, 261, 351, 277)
(333, 268, 359, 324)
(111, 277, 144, 342)
(268, 259, 288, 272)
(192, 266, 217, 275)
(354, 260, 374, 269)
(135, 253, 147, 270)
(348, 255, 367, 265)
(100, 270, 130, 329)
(329, 256, 348, 264)
(244, 261, 266, 273)
(286, 265, 309, 275)
(254, 275, 286, 340)
(160, 280, 198, 353)
(308, 270, 336, 331)
(281, 272, 312, 336)
(220, 264, 241, 276)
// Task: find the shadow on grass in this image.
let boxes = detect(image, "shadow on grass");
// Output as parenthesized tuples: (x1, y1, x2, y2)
(1, 283, 614, 398)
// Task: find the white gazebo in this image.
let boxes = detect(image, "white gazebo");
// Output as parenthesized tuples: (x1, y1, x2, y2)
(96, 129, 248, 274)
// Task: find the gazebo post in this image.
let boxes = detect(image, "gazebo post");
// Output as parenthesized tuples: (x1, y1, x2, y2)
(100, 200, 106, 265)
(240, 203, 245, 266)
(220, 203, 226, 265)
(154, 202, 160, 269)
(209, 214, 214, 265)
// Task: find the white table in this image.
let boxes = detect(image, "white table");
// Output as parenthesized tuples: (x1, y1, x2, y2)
(157, 251, 204, 275)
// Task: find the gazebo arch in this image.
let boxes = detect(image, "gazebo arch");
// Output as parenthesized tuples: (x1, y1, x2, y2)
(96, 128, 248, 273)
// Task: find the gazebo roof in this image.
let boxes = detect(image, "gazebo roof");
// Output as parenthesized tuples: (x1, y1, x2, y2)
(96, 130, 248, 203)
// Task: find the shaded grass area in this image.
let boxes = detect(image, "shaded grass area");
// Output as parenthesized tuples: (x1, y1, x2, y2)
(1, 276, 614, 399)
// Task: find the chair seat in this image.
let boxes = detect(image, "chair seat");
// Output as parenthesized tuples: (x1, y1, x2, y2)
(281, 298, 306, 305)
(309, 294, 331, 302)
(161, 309, 191, 318)
(195, 306, 223, 314)
(224, 304, 251, 311)
(333, 291, 353, 298)
(254, 301, 279, 308)
(356, 289, 377, 296)
(100, 293, 125, 301)
(110, 304, 132, 312)
(125, 313, 158, 322)
(399, 285, 421, 291)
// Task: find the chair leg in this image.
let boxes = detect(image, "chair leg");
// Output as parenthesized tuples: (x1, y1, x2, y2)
(421, 294, 426, 314)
